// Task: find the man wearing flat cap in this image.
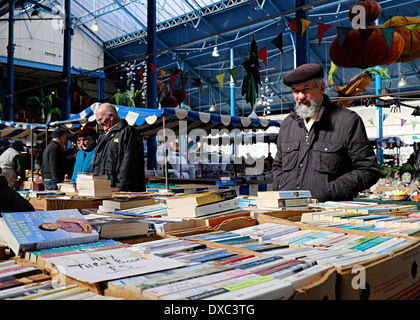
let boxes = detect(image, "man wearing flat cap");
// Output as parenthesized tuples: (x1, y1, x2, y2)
(41, 128, 67, 190)
(272, 63, 380, 202)
(70, 126, 98, 184)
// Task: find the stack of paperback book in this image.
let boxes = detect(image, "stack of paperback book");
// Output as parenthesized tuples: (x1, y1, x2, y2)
(59, 182, 77, 193)
(76, 173, 112, 198)
(255, 190, 312, 209)
(98, 197, 156, 213)
(166, 189, 240, 218)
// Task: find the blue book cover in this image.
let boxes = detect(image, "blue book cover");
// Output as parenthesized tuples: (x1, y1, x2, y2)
(0, 209, 99, 256)
(350, 237, 393, 251)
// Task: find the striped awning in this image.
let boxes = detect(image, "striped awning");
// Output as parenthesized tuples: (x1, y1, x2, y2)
(48, 104, 282, 136)
(0, 120, 47, 140)
(370, 137, 405, 148)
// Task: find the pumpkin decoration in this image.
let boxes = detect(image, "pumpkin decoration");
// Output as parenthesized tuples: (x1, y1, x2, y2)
(329, 26, 404, 68)
(382, 16, 420, 63)
(348, 0, 381, 26)
(329, 0, 405, 68)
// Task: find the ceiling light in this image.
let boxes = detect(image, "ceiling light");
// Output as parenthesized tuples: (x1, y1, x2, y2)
(398, 74, 408, 88)
(91, 21, 99, 32)
(209, 103, 216, 112)
(212, 36, 220, 57)
(31, 6, 42, 19)
(212, 46, 220, 57)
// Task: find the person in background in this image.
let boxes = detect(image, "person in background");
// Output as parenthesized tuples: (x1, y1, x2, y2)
(264, 152, 274, 172)
(272, 63, 380, 202)
(0, 141, 26, 188)
(41, 128, 67, 190)
(0, 167, 34, 212)
(70, 126, 98, 184)
(91, 103, 146, 191)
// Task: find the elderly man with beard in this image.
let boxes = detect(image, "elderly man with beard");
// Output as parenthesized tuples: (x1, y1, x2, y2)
(271, 63, 380, 202)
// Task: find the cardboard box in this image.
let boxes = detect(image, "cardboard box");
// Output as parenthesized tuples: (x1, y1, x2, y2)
(336, 239, 420, 300)
(29, 196, 102, 211)
(257, 211, 420, 300)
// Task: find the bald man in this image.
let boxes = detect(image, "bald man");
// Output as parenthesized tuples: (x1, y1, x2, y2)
(91, 103, 146, 191)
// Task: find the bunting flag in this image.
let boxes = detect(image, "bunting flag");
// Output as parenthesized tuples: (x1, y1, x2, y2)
(381, 27, 397, 49)
(169, 74, 177, 87)
(271, 32, 283, 54)
(216, 72, 225, 90)
(160, 69, 166, 79)
(85, 98, 90, 108)
(383, 114, 389, 122)
(392, 116, 396, 123)
(288, 18, 299, 34)
(368, 118, 374, 126)
(73, 91, 77, 103)
(413, 121, 417, 130)
(337, 27, 353, 48)
(228, 67, 238, 84)
(300, 18, 312, 38)
(151, 62, 157, 77)
(401, 119, 407, 127)
(257, 46, 268, 67)
(137, 66, 144, 81)
(79, 95, 83, 106)
(359, 28, 375, 50)
(318, 23, 331, 46)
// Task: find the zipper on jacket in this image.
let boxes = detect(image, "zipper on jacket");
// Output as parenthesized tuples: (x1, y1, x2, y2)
(305, 132, 309, 144)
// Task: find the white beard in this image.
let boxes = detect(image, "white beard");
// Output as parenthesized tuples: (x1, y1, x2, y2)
(294, 99, 319, 119)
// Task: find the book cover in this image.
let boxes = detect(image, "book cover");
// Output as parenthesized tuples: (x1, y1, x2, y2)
(167, 198, 240, 218)
(257, 190, 312, 200)
(0, 209, 99, 255)
(102, 197, 156, 209)
(165, 190, 237, 208)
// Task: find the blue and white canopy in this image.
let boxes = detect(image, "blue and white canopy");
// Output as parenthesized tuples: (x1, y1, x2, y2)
(0, 120, 47, 140)
(370, 137, 405, 149)
(48, 104, 282, 136)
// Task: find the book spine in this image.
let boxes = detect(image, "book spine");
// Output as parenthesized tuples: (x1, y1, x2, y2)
(143, 269, 250, 299)
(204, 278, 294, 300)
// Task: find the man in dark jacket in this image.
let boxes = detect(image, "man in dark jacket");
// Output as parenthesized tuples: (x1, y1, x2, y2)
(0, 168, 34, 212)
(272, 63, 380, 202)
(91, 103, 146, 192)
(41, 129, 67, 190)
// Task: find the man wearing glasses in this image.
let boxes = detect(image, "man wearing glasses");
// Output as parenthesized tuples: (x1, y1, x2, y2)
(91, 103, 146, 192)
(70, 126, 98, 184)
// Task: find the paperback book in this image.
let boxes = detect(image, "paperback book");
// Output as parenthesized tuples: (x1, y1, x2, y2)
(0, 209, 99, 255)
(165, 190, 237, 208)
